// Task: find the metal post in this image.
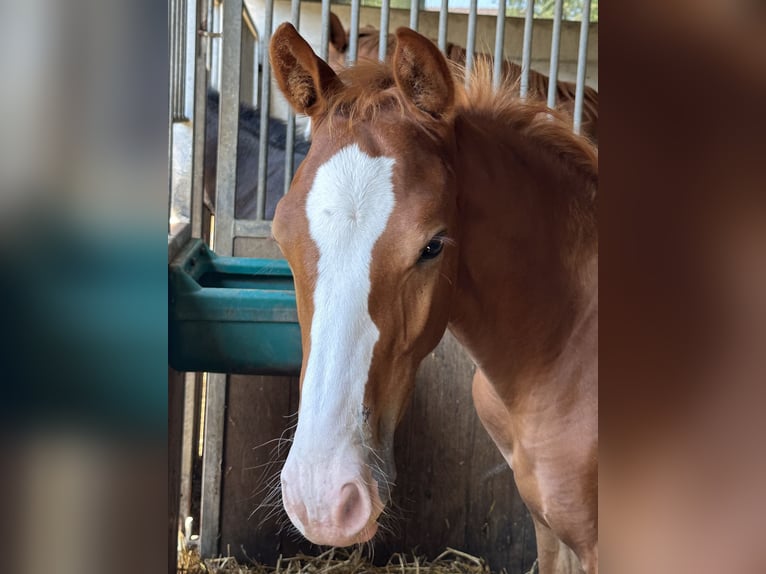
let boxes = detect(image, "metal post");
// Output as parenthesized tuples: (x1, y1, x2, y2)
(465, 0, 478, 86)
(202, 0, 242, 555)
(379, 0, 391, 62)
(520, 0, 535, 98)
(349, 0, 362, 64)
(210, 1, 222, 91)
(256, 0, 274, 220)
(284, 0, 301, 197)
(547, 0, 563, 108)
(493, 0, 506, 91)
(573, 0, 591, 134)
(191, 0, 210, 239)
(170, 0, 188, 121)
(320, 0, 331, 61)
(211, 0, 242, 256)
(242, 8, 259, 108)
(438, 0, 449, 54)
(409, 0, 419, 31)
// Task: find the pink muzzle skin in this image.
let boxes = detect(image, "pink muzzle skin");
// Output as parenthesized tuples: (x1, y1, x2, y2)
(281, 471, 383, 546)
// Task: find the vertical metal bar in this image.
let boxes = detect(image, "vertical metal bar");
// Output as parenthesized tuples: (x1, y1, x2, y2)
(191, 0, 210, 239)
(320, 0, 331, 61)
(206, 0, 217, 86)
(210, 1, 222, 91)
(247, 7, 259, 109)
(464, 0, 478, 86)
(211, 0, 242, 256)
(168, 0, 175, 233)
(547, 0, 563, 108)
(349, 0, 361, 64)
(180, 0, 188, 115)
(438, 0, 448, 54)
(378, 0, 391, 62)
(520, 0, 535, 98)
(170, 0, 180, 119)
(184, 0, 196, 120)
(284, 0, 301, 197)
(493, 0, 506, 90)
(201, 0, 241, 551)
(290, 0, 301, 31)
(256, 0, 274, 220)
(379, 0, 391, 62)
(409, 0, 419, 31)
(199, 372, 227, 557)
(573, 0, 591, 135)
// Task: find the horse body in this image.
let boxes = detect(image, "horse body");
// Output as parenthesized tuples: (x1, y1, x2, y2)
(268, 23, 597, 574)
(447, 97, 598, 573)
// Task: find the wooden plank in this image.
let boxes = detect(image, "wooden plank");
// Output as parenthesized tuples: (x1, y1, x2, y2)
(180, 372, 200, 525)
(200, 372, 228, 556)
(168, 366, 186, 574)
(219, 373, 316, 562)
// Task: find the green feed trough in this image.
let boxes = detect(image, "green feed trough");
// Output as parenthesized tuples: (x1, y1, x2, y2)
(169, 239, 302, 375)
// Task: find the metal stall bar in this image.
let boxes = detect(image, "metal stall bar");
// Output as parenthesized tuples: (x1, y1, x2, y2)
(519, 0, 534, 98)
(171, 0, 188, 121)
(438, 0, 449, 54)
(191, 0, 211, 238)
(242, 9, 260, 108)
(320, 0, 332, 61)
(201, 0, 242, 558)
(169, 0, 191, 232)
(211, 0, 242, 254)
(464, 0, 478, 86)
(349, 0, 362, 64)
(493, 0, 506, 91)
(410, 0, 419, 31)
(379, 0, 391, 62)
(284, 0, 302, 196)
(210, 1, 222, 91)
(256, 0, 275, 220)
(573, 0, 591, 135)
(546, 0, 563, 108)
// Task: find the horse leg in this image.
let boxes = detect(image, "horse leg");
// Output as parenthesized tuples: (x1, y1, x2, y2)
(471, 369, 596, 574)
(532, 517, 584, 574)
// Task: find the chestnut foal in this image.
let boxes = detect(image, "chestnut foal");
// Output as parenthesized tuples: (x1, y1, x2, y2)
(269, 24, 598, 574)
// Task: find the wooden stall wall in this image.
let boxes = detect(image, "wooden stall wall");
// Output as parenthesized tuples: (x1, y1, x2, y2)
(218, 333, 536, 573)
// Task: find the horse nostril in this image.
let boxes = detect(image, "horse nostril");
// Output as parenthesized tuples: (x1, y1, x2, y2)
(335, 482, 371, 534)
(341, 483, 361, 519)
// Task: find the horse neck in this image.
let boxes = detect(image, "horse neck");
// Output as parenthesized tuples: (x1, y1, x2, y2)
(447, 112, 597, 390)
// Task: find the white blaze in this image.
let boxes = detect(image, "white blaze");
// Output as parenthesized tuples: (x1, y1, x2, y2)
(293, 144, 396, 459)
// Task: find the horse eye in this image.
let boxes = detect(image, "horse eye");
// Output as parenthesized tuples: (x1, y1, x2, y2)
(419, 237, 444, 261)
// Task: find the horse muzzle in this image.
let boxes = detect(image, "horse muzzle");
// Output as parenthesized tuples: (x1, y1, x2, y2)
(281, 461, 384, 546)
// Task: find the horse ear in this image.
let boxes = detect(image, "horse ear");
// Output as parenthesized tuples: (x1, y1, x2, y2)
(329, 12, 348, 54)
(393, 27, 455, 120)
(270, 23, 342, 116)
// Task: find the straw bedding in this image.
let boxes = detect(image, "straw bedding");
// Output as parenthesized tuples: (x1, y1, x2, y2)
(178, 545, 511, 574)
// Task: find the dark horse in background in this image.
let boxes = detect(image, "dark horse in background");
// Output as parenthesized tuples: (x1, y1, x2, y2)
(203, 91, 311, 222)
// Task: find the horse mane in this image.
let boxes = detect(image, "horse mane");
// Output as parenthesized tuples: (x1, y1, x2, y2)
(321, 58, 598, 202)
(456, 58, 598, 195)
